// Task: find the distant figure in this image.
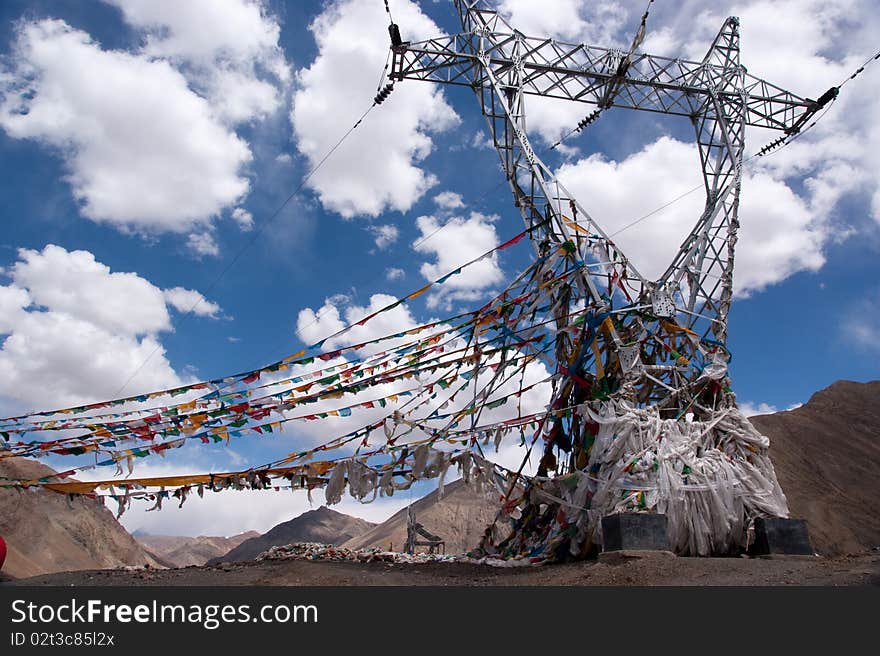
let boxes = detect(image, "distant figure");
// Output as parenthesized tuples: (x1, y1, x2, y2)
(0, 535, 6, 571)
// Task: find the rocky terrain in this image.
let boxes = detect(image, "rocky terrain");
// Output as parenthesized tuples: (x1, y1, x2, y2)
(342, 478, 500, 554)
(750, 379, 880, 555)
(0, 457, 161, 578)
(208, 506, 376, 564)
(136, 530, 259, 568)
(9, 552, 877, 587)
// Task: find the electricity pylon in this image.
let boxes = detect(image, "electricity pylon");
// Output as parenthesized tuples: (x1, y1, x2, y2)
(389, 0, 833, 413)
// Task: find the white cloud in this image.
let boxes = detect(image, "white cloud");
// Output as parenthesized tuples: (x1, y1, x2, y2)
(12, 244, 171, 336)
(522, 95, 592, 148)
(488, 0, 880, 256)
(0, 19, 253, 234)
(186, 232, 220, 258)
(640, 25, 680, 57)
(413, 212, 505, 310)
(556, 136, 830, 295)
(162, 287, 222, 318)
(740, 401, 778, 417)
(290, 0, 459, 218)
(433, 191, 465, 210)
(385, 267, 405, 281)
(105, 0, 290, 124)
(470, 130, 494, 151)
(231, 207, 254, 231)
(296, 292, 421, 355)
(369, 224, 399, 250)
(680, 0, 880, 226)
(499, 0, 627, 45)
(0, 245, 216, 410)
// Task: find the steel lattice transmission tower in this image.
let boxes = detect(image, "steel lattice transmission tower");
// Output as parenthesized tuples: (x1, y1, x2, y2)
(389, 0, 831, 413)
(385, 1, 835, 555)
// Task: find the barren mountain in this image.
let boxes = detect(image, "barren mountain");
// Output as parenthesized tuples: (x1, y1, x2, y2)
(208, 506, 376, 564)
(137, 531, 259, 568)
(750, 379, 880, 555)
(342, 478, 501, 554)
(0, 457, 162, 579)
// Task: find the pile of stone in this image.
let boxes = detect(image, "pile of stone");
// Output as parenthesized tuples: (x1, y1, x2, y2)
(255, 542, 534, 567)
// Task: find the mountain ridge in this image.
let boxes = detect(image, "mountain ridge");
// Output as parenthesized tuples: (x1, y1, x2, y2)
(208, 506, 376, 564)
(0, 457, 162, 578)
(137, 531, 260, 568)
(749, 379, 880, 555)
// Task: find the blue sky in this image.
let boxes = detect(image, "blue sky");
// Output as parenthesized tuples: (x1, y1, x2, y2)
(0, 0, 877, 535)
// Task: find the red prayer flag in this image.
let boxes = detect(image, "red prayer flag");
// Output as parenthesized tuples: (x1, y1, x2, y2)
(497, 231, 527, 250)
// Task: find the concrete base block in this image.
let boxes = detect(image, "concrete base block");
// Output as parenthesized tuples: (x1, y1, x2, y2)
(750, 517, 814, 556)
(601, 513, 671, 552)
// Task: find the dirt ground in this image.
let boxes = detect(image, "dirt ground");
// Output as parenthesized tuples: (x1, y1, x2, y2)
(4, 550, 878, 586)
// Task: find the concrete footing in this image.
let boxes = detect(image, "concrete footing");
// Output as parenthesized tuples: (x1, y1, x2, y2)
(750, 517, 814, 556)
(601, 513, 672, 553)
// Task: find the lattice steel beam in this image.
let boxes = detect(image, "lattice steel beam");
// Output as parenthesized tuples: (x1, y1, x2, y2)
(388, 0, 827, 410)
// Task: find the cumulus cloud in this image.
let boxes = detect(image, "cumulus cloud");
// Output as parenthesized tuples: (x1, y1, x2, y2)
(0, 245, 218, 410)
(739, 401, 778, 417)
(385, 267, 405, 281)
(741, 400, 804, 417)
(433, 191, 465, 210)
(556, 136, 831, 294)
(11, 245, 171, 336)
(186, 232, 220, 258)
(162, 287, 222, 318)
(105, 0, 290, 124)
(231, 207, 254, 231)
(369, 224, 400, 250)
(0, 19, 253, 234)
(0, 2, 292, 240)
(679, 0, 880, 225)
(296, 292, 422, 355)
(413, 212, 504, 310)
(290, 0, 459, 218)
(499, 0, 627, 45)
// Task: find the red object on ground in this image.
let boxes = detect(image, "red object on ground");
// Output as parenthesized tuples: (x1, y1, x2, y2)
(0, 536, 6, 571)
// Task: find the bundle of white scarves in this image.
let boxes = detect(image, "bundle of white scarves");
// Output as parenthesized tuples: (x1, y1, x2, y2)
(528, 399, 789, 556)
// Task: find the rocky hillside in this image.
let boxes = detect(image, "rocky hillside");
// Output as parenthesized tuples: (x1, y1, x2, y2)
(208, 506, 376, 564)
(342, 479, 501, 555)
(0, 457, 162, 579)
(137, 531, 259, 568)
(750, 379, 880, 555)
